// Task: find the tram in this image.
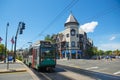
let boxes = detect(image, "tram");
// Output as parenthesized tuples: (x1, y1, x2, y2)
(26, 40, 56, 71)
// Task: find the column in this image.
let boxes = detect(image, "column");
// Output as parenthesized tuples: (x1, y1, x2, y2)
(69, 50, 72, 59)
(76, 50, 78, 59)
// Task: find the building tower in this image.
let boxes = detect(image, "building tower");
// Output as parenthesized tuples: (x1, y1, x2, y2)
(64, 13, 80, 59)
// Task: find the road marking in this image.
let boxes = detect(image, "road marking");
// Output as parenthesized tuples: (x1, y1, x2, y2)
(113, 71, 120, 75)
(86, 66, 99, 70)
(72, 65, 81, 69)
(59, 68, 95, 80)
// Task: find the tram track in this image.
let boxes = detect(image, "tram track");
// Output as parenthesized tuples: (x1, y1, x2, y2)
(25, 63, 120, 80)
(29, 67, 74, 80)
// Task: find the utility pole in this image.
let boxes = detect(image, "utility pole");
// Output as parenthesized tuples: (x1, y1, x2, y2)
(4, 23, 9, 64)
(13, 22, 25, 62)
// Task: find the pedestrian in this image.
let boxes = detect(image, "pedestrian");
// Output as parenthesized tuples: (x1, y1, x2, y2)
(110, 56, 112, 61)
(106, 56, 109, 61)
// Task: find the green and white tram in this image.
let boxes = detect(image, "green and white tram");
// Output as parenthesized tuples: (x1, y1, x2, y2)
(27, 40, 56, 71)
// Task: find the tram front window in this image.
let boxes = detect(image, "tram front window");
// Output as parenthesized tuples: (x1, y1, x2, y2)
(41, 48, 55, 59)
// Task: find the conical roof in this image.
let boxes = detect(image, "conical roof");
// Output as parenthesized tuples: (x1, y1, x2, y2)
(64, 13, 79, 26)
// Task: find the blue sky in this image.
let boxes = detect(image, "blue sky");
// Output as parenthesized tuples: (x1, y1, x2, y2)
(0, 0, 120, 51)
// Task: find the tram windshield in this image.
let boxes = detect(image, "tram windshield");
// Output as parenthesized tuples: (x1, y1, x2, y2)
(41, 47, 55, 59)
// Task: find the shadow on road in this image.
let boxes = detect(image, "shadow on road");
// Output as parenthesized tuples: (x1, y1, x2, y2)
(57, 64, 120, 80)
(30, 67, 74, 80)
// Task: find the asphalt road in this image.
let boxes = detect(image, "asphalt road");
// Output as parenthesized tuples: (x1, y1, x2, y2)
(27, 58, 120, 80)
(29, 63, 120, 80)
(1, 59, 119, 80)
(57, 59, 120, 76)
(30, 66, 96, 80)
(57, 64, 120, 80)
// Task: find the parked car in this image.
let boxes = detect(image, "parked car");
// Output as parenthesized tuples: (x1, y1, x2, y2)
(8, 56, 13, 61)
(116, 56, 120, 59)
(91, 56, 100, 60)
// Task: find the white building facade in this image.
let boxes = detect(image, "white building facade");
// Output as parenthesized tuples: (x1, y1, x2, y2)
(56, 13, 93, 59)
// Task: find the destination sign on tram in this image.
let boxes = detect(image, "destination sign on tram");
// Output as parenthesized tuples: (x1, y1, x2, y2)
(41, 41, 51, 47)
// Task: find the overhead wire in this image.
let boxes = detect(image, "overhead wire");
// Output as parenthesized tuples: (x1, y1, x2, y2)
(20, 0, 79, 48)
(20, 1, 120, 49)
(38, 0, 79, 37)
(82, 4, 120, 21)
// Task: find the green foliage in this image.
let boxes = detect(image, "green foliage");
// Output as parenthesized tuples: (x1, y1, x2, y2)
(85, 47, 93, 57)
(44, 35, 51, 41)
(104, 50, 112, 55)
(0, 44, 5, 54)
(98, 50, 104, 55)
(86, 46, 120, 56)
(113, 49, 120, 56)
(17, 55, 23, 61)
(91, 46, 98, 55)
(93, 49, 120, 56)
(44, 34, 57, 43)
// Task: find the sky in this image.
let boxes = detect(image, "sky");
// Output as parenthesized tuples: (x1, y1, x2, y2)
(0, 0, 120, 51)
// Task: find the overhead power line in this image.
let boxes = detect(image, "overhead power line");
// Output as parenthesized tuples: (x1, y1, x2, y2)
(38, 0, 79, 36)
(32, 0, 79, 41)
(83, 4, 120, 21)
(20, 0, 79, 48)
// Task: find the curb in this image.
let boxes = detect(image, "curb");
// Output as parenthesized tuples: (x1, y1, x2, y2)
(16, 60, 40, 80)
(0, 69, 27, 73)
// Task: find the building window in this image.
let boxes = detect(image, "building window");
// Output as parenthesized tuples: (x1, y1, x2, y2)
(76, 34, 79, 38)
(71, 29, 76, 36)
(71, 41, 75, 47)
(77, 41, 79, 48)
(66, 42, 69, 47)
(66, 33, 69, 37)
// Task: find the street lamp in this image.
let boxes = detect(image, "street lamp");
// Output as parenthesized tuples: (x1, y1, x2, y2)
(4, 22, 9, 63)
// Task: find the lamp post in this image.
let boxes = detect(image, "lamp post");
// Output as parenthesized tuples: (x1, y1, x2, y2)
(4, 22, 9, 64)
(13, 22, 25, 62)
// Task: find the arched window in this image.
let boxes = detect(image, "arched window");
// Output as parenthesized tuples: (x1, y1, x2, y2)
(66, 42, 69, 47)
(71, 29, 76, 36)
(71, 41, 75, 47)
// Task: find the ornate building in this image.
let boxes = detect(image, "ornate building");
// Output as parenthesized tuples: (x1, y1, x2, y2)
(56, 13, 93, 59)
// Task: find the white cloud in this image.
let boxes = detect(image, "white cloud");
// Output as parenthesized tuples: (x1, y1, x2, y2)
(80, 21, 98, 33)
(98, 43, 120, 51)
(109, 36, 116, 41)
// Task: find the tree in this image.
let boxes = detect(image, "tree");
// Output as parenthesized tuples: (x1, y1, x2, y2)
(51, 34, 57, 43)
(98, 50, 104, 55)
(85, 47, 94, 58)
(44, 34, 57, 43)
(0, 44, 5, 54)
(92, 46, 98, 55)
(104, 50, 112, 55)
(85, 46, 98, 58)
(114, 49, 120, 56)
(0, 44, 5, 60)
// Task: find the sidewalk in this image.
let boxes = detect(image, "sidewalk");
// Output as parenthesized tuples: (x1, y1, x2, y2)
(0, 59, 40, 80)
(0, 60, 26, 73)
